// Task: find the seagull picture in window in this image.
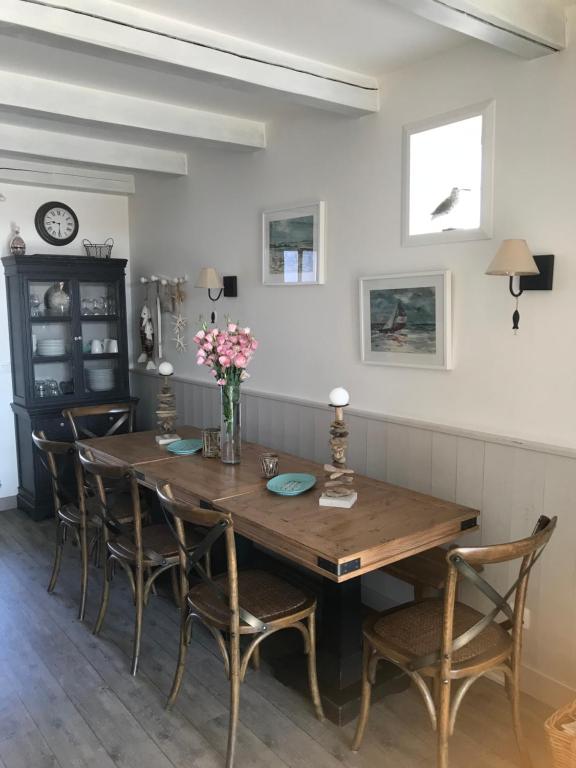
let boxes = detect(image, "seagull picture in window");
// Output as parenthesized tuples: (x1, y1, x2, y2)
(431, 187, 471, 221)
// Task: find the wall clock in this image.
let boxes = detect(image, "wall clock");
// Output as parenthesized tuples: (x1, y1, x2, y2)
(35, 201, 79, 246)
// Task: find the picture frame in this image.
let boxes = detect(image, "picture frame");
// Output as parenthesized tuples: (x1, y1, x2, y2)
(359, 270, 452, 370)
(401, 101, 495, 247)
(262, 202, 326, 285)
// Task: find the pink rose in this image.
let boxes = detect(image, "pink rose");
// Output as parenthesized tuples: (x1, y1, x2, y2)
(234, 354, 247, 368)
(228, 323, 237, 332)
(216, 378, 226, 386)
(219, 355, 231, 368)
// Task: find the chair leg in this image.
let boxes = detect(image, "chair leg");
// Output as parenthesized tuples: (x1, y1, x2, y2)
(131, 565, 144, 676)
(79, 523, 89, 621)
(167, 611, 192, 708)
(507, 665, 530, 765)
(225, 630, 241, 768)
(47, 520, 65, 593)
(170, 566, 181, 608)
(251, 645, 261, 671)
(93, 554, 111, 635)
(437, 678, 451, 768)
(306, 612, 325, 721)
(352, 641, 373, 751)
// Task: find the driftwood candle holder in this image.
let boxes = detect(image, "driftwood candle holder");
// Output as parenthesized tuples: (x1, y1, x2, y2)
(320, 390, 357, 508)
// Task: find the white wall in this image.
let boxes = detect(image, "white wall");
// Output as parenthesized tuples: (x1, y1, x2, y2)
(0, 183, 130, 499)
(129, 12, 576, 452)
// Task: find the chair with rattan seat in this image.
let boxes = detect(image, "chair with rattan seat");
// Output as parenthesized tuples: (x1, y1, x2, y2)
(156, 482, 325, 768)
(32, 431, 94, 620)
(64, 402, 144, 561)
(352, 515, 557, 768)
(78, 448, 202, 676)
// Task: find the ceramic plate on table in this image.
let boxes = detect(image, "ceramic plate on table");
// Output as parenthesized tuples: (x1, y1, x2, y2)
(167, 438, 203, 455)
(266, 473, 316, 496)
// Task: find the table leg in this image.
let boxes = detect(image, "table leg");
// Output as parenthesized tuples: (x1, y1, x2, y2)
(266, 572, 407, 725)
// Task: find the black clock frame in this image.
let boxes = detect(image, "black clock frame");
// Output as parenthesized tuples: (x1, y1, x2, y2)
(35, 201, 79, 246)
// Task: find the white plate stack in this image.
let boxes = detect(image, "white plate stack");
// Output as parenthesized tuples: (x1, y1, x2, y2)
(87, 367, 115, 392)
(37, 338, 66, 357)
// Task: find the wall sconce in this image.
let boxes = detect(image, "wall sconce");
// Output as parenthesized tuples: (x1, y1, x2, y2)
(195, 267, 238, 323)
(485, 239, 554, 332)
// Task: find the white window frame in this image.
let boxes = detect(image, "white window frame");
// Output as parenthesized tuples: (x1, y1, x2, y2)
(402, 101, 495, 247)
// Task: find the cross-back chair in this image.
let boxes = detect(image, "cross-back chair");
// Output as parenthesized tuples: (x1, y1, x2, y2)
(156, 482, 325, 768)
(32, 431, 92, 619)
(63, 402, 136, 441)
(78, 448, 201, 675)
(352, 515, 557, 768)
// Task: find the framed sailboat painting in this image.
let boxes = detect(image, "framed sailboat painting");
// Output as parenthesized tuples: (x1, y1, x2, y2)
(359, 270, 452, 369)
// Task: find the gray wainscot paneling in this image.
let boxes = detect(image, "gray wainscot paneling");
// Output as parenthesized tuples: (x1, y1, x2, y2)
(131, 368, 576, 709)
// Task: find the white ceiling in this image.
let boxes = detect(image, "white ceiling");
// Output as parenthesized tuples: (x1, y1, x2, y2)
(112, 0, 465, 76)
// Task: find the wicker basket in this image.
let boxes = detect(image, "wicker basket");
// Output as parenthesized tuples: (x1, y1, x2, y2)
(545, 699, 576, 767)
(83, 237, 114, 258)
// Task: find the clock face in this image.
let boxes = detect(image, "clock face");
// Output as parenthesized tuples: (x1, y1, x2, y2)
(35, 201, 79, 246)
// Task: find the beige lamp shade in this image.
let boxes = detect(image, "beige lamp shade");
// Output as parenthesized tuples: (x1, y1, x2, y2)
(485, 239, 540, 276)
(195, 267, 223, 289)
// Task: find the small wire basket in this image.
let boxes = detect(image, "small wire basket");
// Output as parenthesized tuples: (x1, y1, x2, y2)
(545, 699, 576, 767)
(83, 237, 114, 259)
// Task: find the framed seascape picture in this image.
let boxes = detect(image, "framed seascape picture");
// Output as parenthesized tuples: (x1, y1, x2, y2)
(262, 202, 326, 285)
(360, 270, 452, 369)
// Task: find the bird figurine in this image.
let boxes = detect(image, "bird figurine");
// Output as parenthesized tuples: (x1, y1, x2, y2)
(431, 187, 470, 219)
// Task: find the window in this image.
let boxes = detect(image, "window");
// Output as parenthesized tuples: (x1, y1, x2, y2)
(402, 102, 494, 246)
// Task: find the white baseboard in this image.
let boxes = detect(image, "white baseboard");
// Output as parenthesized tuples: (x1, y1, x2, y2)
(521, 665, 576, 709)
(0, 496, 17, 511)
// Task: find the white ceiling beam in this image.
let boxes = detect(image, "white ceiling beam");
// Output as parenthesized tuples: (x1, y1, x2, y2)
(0, 69, 265, 149)
(0, 156, 135, 194)
(0, 123, 188, 175)
(0, 0, 378, 115)
(387, 0, 566, 58)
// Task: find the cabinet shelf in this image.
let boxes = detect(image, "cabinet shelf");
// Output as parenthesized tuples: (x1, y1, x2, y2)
(33, 355, 71, 364)
(83, 353, 119, 360)
(30, 315, 72, 324)
(81, 314, 119, 322)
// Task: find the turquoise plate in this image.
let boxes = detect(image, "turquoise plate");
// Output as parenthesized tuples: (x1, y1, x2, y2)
(266, 473, 316, 496)
(167, 438, 203, 455)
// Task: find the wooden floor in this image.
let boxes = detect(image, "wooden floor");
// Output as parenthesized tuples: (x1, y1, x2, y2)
(0, 508, 553, 768)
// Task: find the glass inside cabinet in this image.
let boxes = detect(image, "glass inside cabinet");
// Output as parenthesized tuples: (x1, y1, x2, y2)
(80, 281, 121, 395)
(79, 281, 118, 318)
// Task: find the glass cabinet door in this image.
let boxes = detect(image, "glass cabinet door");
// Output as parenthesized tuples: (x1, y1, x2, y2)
(79, 280, 122, 395)
(29, 280, 75, 400)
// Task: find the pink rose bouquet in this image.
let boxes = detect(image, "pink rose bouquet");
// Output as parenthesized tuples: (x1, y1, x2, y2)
(193, 322, 258, 386)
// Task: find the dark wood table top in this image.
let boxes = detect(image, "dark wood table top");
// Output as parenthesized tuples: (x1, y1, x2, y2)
(77, 427, 479, 583)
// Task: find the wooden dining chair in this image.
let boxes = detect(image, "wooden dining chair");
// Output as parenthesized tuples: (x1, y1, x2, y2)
(32, 431, 91, 620)
(63, 401, 136, 440)
(156, 482, 325, 768)
(352, 515, 557, 768)
(65, 402, 142, 564)
(78, 448, 201, 675)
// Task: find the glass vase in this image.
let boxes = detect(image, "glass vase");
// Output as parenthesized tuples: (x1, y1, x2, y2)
(220, 382, 241, 464)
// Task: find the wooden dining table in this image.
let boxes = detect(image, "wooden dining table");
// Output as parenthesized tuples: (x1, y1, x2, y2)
(77, 426, 480, 724)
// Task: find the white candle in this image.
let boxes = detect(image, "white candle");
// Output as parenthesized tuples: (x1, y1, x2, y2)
(158, 361, 174, 376)
(329, 387, 349, 407)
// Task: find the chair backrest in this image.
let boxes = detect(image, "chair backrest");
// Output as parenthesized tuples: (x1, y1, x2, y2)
(63, 402, 136, 441)
(77, 446, 147, 558)
(434, 515, 557, 674)
(31, 430, 81, 515)
(156, 482, 240, 634)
